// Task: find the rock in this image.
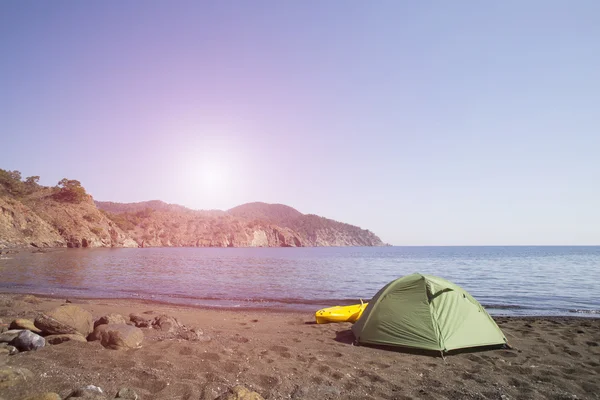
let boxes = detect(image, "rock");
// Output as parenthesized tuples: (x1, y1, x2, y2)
(0, 366, 34, 389)
(66, 385, 106, 399)
(21, 295, 41, 304)
(178, 328, 210, 341)
(34, 305, 93, 336)
(0, 324, 8, 333)
(11, 330, 45, 351)
(215, 385, 265, 400)
(115, 388, 139, 399)
(94, 314, 127, 329)
(9, 319, 42, 333)
(152, 315, 181, 333)
(128, 314, 151, 328)
(0, 330, 24, 343)
(0, 344, 18, 355)
(87, 324, 143, 350)
(46, 334, 87, 345)
(21, 393, 62, 400)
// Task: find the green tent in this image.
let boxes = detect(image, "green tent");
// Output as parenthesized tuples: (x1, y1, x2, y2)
(352, 273, 507, 352)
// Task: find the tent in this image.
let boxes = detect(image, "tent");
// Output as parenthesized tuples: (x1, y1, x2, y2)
(351, 273, 507, 353)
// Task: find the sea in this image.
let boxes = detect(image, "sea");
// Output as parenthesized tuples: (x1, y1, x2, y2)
(0, 246, 598, 317)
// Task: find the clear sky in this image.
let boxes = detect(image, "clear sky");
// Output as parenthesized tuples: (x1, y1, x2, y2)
(1, 1, 599, 245)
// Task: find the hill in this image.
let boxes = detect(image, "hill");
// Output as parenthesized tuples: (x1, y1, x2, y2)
(0, 169, 384, 249)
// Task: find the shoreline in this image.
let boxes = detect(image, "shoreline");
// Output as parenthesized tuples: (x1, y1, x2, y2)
(1, 293, 600, 399)
(0, 290, 598, 319)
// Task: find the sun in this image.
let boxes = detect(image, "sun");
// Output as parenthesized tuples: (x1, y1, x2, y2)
(200, 166, 226, 191)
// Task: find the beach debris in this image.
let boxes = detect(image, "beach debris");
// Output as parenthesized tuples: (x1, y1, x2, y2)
(0, 366, 34, 389)
(35, 305, 94, 336)
(152, 314, 182, 333)
(45, 333, 87, 345)
(88, 324, 143, 350)
(115, 387, 139, 399)
(128, 314, 151, 328)
(94, 314, 128, 329)
(11, 330, 45, 351)
(66, 385, 106, 399)
(21, 392, 62, 400)
(215, 385, 265, 400)
(9, 319, 42, 333)
(0, 329, 24, 343)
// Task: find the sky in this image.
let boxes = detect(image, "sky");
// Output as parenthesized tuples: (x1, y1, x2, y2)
(1, 1, 599, 246)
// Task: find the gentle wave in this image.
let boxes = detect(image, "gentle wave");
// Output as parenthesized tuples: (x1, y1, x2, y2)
(570, 309, 600, 314)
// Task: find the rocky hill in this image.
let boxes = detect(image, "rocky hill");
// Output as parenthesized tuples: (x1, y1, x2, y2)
(0, 169, 384, 249)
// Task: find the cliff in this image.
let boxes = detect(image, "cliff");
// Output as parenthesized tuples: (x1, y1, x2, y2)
(0, 169, 384, 249)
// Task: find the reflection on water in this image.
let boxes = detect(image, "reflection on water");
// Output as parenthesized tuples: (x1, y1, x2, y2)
(0, 246, 599, 316)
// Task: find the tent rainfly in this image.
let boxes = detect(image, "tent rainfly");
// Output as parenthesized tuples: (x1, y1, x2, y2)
(351, 273, 507, 353)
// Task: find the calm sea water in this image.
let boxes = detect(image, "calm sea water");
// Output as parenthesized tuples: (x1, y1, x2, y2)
(0, 246, 599, 317)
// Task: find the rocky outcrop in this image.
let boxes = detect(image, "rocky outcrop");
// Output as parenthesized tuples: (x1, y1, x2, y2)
(0, 169, 385, 249)
(0, 196, 65, 249)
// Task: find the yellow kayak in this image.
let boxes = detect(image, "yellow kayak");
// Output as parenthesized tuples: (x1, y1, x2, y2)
(315, 301, 368, 324)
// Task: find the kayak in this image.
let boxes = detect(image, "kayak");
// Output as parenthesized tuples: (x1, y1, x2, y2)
(315, 301, 368, 324)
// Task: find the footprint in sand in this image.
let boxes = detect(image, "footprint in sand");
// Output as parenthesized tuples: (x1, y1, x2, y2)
(258, 374, 281, 389)
(231, 335, 250, 343)
(201, 352, 220, 361)
(586, 341, 598, 347)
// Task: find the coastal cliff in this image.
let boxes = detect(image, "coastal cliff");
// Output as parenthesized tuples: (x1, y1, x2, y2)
(0, 169, 384, 249)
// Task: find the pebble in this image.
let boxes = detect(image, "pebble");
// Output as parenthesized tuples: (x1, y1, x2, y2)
(66, 385, 106, 399)
(115, 388, 139, 399)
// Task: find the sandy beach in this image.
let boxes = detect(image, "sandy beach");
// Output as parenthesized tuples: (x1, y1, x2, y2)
(0, 293, 599, 400)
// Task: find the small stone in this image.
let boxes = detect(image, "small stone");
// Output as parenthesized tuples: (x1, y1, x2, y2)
(0, 366, 34, 389)
(178, 328, 205, 341)
(215, 385, 265, 400)
(115, 387, 139, 399)
(21, 392, 62, 400)
(66, 385, 106, 399)
(11, 330, 45, 351)
(46, 334, 87, 345)
(94, 314, 127, 329)
(128, 314, 151, 328)
(21, 295, 41, 304)
(9, 319, 42, 333)
(152, 315, 182, 333)
(0, 330, 24, 343)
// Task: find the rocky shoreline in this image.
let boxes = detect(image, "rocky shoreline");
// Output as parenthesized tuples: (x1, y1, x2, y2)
(1, 172, 385, 250)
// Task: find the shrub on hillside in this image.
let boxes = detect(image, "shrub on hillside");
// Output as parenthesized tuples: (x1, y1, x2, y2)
(52, 179, 88, 203)
(0, 169, 41, 196)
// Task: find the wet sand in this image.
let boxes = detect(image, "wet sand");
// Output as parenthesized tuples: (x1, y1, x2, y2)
(1, 293, 599, 400)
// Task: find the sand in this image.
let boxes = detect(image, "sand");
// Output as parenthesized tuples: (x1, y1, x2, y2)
(0, 293, 599, 400)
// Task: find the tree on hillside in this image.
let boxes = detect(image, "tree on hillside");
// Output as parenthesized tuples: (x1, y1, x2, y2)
(52, 178, 88, 203)
(24, 176, 40, 190)
(0, 169, 25, 195)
